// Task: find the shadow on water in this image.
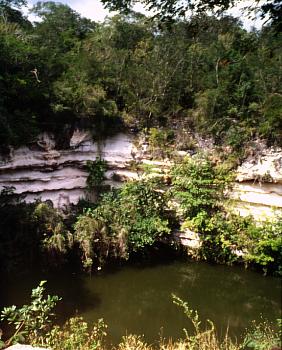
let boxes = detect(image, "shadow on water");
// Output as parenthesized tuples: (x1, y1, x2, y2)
(1, 256, 281, 345)
(0, 266, 101, 323)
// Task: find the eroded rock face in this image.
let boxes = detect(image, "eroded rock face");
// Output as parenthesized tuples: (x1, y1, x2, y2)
(233, 147, 282, 220)
(236, 148, 282, 183)
(173, 229, 202, 249)
(0, 131, 137, 207)
(0, 132, 281, 220)
(6, 345, 49, 350)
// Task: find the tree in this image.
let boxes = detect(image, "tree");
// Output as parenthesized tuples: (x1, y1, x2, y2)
(0, 16, 43, 147)
(0, 0, 26, 7)
(101, 0, 282, 31)
(0, 0, 30, 28)
(31, 2, 95, 55)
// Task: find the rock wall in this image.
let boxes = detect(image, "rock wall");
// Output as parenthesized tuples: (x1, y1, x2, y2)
(6, 345, 49, 350)
(0, 131, 281, 220)
(0, 131, 137, 207)
(232, 148, 282, 220)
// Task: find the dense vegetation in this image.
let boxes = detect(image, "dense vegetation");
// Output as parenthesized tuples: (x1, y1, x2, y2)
(0, 0, 281, 151)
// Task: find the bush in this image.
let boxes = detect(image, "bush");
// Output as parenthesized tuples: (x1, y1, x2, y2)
(182, 212, 239, 264)
(259, 94, 282, 145)
(182, 210, 282, 274)
(33, 202, 73, 261)
(148, 128, 175, 157)
(170, 155, 281, 273)
(0, 281, 60, 347)
(44, 317, 107, 350)
(73, 214, 127, 270)
(0, 281, 106, 350)
(240, 216, 282, 275)
(86, 158, 108, 189)
(0, 187, 39, 273)
(74, 178, 173, 270)
(243, 319, 281, 350)
(171, 155, 231, 218)
(96, 180, 172, 252)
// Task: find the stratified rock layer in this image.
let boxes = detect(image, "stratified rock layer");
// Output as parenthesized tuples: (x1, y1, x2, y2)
(0, 131, 137, 207)
(233, 147, 282, 220)
(0, 131, 281, 220)
(6, 345, 49, 350)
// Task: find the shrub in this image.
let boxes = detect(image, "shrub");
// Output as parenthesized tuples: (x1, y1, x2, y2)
(33, 202, 73, 258)
(242, 319, 281, 350)
(241, 217, 282, 275)
(75, 179, 173, 267)
(73, 214, 127, 270)
(0, 281, 60, 347)
(259, 94, 282, 145)
(0, 187, 39, 273)
(0, 281, 106, 350)
(183, 211, 282, 274)
(97, 180, 172, 252)
(172, 295, 239, 350)
(44, 317, 107, 350)
(182, 212, 239, 264)
(148, 128, 175, 157)
(171, 155, 231, 218)
(86, 158, 107, 189)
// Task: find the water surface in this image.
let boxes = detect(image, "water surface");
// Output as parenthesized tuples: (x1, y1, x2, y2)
(1, 259, 281, 345)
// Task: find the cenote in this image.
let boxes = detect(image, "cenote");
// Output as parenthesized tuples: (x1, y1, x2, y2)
(1, 258, 281, 345)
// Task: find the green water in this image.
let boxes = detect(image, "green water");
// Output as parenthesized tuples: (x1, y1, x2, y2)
(1, 259, 281, 345)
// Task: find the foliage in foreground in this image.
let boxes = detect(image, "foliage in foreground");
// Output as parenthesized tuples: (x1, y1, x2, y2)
(0, 282, 280, 350)
(0, 281, 60, 348)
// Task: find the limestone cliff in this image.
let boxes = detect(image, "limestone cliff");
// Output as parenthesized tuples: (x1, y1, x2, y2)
(0, 131, 137, 207)
(0, 131, 281, 220)
(233, 146, 282, 220)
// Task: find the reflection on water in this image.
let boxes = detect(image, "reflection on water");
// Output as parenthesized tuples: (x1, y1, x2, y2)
(1, 259, 281, 344)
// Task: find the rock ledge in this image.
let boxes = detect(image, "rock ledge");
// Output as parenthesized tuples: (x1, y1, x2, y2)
(6, 345, 49, 350)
